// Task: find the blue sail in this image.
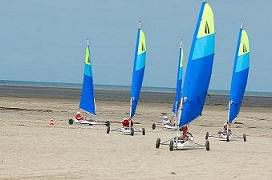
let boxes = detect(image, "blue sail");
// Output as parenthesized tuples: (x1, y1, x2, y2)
(129, 24, 147, 118)
(179, 1, 215, 127)
(172, 42, 184, 116)
(79, 41, 96, 115)
(228, 26, 250, 123)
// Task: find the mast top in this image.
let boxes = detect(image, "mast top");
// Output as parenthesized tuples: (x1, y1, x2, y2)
(180, 40, 183, 48)
(138, 20, 142, 29)
(240, 20, 244, 29)
(86, 38, 90, 46)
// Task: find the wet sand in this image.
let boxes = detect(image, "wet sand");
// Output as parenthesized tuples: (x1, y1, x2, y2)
(0, 85, 272, 179)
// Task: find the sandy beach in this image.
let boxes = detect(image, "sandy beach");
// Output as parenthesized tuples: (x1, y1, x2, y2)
(0, 86, 272, 179)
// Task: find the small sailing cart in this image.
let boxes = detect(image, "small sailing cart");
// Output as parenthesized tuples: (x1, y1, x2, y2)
(68, 39, 110, 127)
(106, 22, 146, 136)
(156, 0, 215, 151)
(206, 23, 250, 143)
(152, 41, 184, 131)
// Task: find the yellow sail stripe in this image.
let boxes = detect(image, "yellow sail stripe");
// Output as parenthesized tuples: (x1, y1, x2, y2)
(137, 30, 146, 55)
(197, 3, 215, 38)
(238, 30, 250, 56)
(85, 46, 90, 64)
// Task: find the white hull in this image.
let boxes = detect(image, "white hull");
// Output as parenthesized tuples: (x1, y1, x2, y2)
(174, 140, 195, 149)
(74, 119, 97, 125)
(120, 127, 132, 135)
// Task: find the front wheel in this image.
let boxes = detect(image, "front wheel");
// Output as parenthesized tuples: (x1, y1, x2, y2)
(130, 128, 134, 136)
(156, 138, 161, 149)
(243, 134, 247, 142)
(152, 123, 156, 130)
(169, 140, 174, 151)
(68, 119, 73, 125)
(142, 128, 145, 135)
(205, 140, 210, 151)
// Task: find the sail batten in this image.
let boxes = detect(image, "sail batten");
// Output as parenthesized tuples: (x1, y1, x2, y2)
(228, 27, 250, 123)
(129, 25, 147, 119)
(178, 1, 215, 127)
(79, 42, 96, 115)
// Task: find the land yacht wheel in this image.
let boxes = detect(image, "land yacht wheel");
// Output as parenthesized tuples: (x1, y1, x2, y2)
(156, 138, 161, 149)
(130, 128, 134, 136)
(169, 140, 174, 151)
(106, 126, 110, 134)
(226, 134, 230, 142)
(152, 123, 156, 130)
(142, 128, 145, 135)
(68, 119, 73, 125)
(243, 134, 247, 142)
(205, 132, 209, 140)
(205, 140, 210, 151)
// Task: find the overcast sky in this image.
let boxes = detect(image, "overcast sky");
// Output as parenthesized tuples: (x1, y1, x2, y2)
(0, 0, 270, 92)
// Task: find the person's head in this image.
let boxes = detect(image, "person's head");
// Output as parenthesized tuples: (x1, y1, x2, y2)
(76, 111, 80, 115)
(163, 115, 168, 120)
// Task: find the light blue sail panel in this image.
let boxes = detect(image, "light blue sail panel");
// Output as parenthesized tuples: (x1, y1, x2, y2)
(79, 47, 96, 115)
(228, 28, 250, 123)
(192, 34, 215, 60)
(130, 28, 146, 118)
(172, 47, 183, 114)
(235, 53, 250, 73)
(179, 1, 215, 127)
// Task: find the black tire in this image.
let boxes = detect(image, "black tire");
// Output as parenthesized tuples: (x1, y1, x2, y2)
(152, 123, 156, 130)
(105, 121, 110, 127)
(243, 134, 247, 142)
(205, 140, 210, 151)
(68, 119, 73, 125)
(130, 128, 134, 136)
(226, 133, 230, 142)
(205, 132, 209, 140)
(169, 140, 174, 151)
(142, 128, 145, 135)
(156, 138, 161, 149)
(106, 126, 110, 134)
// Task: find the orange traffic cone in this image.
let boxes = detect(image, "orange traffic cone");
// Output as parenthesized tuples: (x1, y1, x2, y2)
(48, 117, 56, 126)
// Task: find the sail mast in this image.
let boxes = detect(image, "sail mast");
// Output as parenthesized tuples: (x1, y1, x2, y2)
(228, 21, 250, 123)
(129, 21, 147, 119)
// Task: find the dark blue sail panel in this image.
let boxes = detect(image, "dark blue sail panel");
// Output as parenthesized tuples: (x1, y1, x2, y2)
(130, 65, 145, 118)
(79, 46, 96, 115)
(129, 27, 146, 118)
(228, 28, 250, 123)
(172, 47, 183, 115)
(181, 54, 214, 126)
(179, 1, 215, 127)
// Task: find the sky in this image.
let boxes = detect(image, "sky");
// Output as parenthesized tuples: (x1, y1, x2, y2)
(0, 0, 270, 92)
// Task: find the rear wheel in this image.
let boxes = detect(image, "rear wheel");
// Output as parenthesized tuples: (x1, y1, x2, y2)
(205, 132, 209, 140)
(152, 123, 156, 130)
(106, 126, 110, 134)
(205, 140, 210, 151)
(156, 138, 161, 148)
(130, 128, 134, 136)
(68, 119, 73, 125)
(142, 128, 145, 135)
(169, 140, 174, 151)
(226, 133, 230, 142)
(243, 134, 247, 142)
